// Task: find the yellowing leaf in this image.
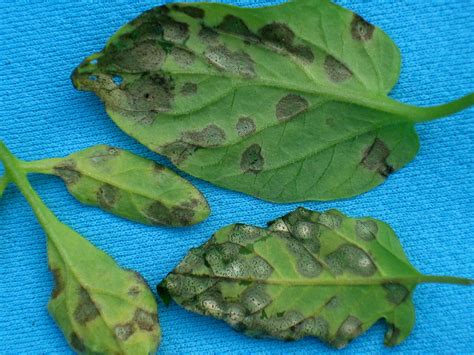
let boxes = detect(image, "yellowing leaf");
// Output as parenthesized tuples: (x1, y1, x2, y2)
(23, 145, 210, 226)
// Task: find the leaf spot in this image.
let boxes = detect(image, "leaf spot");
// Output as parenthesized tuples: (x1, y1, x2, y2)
(236, 117, 256, 137)
(97, 184, 120, 210)
(115, 323, 136, 341)
(355, 220, 378, 241)
(70, 332, 86, 352)
(333, 315, 363, 349)
(362, 138, 394, 178)
(324, 55, 352, 83)
(51, 268, 63, 299)
(205, 45, 256, 78)
(276, 94, 309, 122)
(326, 244, 377, 277)
(383, 283, 409, 305)
(183, 124, 226, 147)
(181, 82, 198, 96)
(241, 144, 264, 174)
(55, 160, 81, 185)
(160, 141, 197, 164)
(170, 47, 195, 68)
(134, 308, 157, 331)
(171, 5, 205, 19)
(73, 287, 100, 325)
(351, 14, 375, 41)
(217, 15, 259, 43)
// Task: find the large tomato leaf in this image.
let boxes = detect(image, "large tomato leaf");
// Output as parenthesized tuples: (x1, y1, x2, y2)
(72, 0, 473, 202)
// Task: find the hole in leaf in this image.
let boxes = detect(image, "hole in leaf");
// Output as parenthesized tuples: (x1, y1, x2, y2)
(88, 75, 97, 81)
(112, 75, 123, 85)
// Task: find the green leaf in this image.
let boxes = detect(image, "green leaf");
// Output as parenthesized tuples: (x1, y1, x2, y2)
(23, 145, 210, 226)
(72, 0, 473, 203)
(159, 207, 472, 349)
(0, 142, 161, 354)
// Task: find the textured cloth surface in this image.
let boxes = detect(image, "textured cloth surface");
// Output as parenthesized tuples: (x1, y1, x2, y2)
(0, 0, 473, 354)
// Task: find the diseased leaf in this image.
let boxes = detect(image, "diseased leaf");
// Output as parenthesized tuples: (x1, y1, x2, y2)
(159, 207, 472, 349)
(46, 219, 161, 354)
(23, 145, 210, 226)
(0, 142, 161, 354)
(72, 0, 473, 202)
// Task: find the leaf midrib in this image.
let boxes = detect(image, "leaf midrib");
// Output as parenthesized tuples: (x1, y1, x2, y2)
(173, 272, 422, 286)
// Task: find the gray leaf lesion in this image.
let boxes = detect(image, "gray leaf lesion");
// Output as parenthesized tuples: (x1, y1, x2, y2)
(361, 138, 394, 178)
(240, 144, 264, 174)
(73, 287, 100, 325)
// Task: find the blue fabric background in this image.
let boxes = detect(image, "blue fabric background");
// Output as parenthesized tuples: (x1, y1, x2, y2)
(0, 0, 472, 353)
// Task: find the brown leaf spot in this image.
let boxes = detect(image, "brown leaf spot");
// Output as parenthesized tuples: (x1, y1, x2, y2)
(159, 15, 189, 43)
(332, 316, 363, 349)
(170, 47, 195, 68)
(241, 284, 272, 313)
(172, 5, 205, 19)
(125, 74, 175, 112)
(199, 25, 219, 44)
(217, 15, 259, 43)
(236, 117, 256, 137)
(97, 184, 120, 210)
(183, 124, 226, 147)
(276, 94, 309, 121)
(384, 323, 401, 346)
(70, 332, 86, 352)
(324, 55, 352, 83)
(362, 138, 394, 178)
(241, 144, 264, 174)
(259, 23, 314, 63)
(134, 308, 157, 331)
(153, 163, 165, 173)
(51, 268, 63, 299)
(318, 211, 342, 229)
(128, 286, 141, 297)
(355, 220, 378, 241)
(145, 201, 173, 226)
(383, 283, 410, 305)
(55, 160, 81, 185)
(181, 82, 198, 96)
(205, 45, 256, 78)
(259, 23, 295, 48)
(351, 14, 375, 41)
(74, 287, 99, 325)
(326, 244, 377, 277)
(130, 270, 149, 286)
(89, 146, 121, 164)
(115, 323, 136, 341)
(160, 141, 197, 165)
(112, 41, 166, 72)
(171, 204, 197, 226)
(294, 316, 329, 339)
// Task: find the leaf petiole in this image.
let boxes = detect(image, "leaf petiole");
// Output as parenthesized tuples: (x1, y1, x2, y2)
(20, 157, 63, 175)
(390, 93, 474, 123)
(0, 141, 57, 230)
(0, 175, 9, 198)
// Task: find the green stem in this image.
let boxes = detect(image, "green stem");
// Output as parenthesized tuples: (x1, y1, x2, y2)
(0, 175, 9, 197)
(391, 93, 474, 123)
(0, 141, 58, 232)
(417, 275, 473, 286)
(21, 158, 63, 175)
